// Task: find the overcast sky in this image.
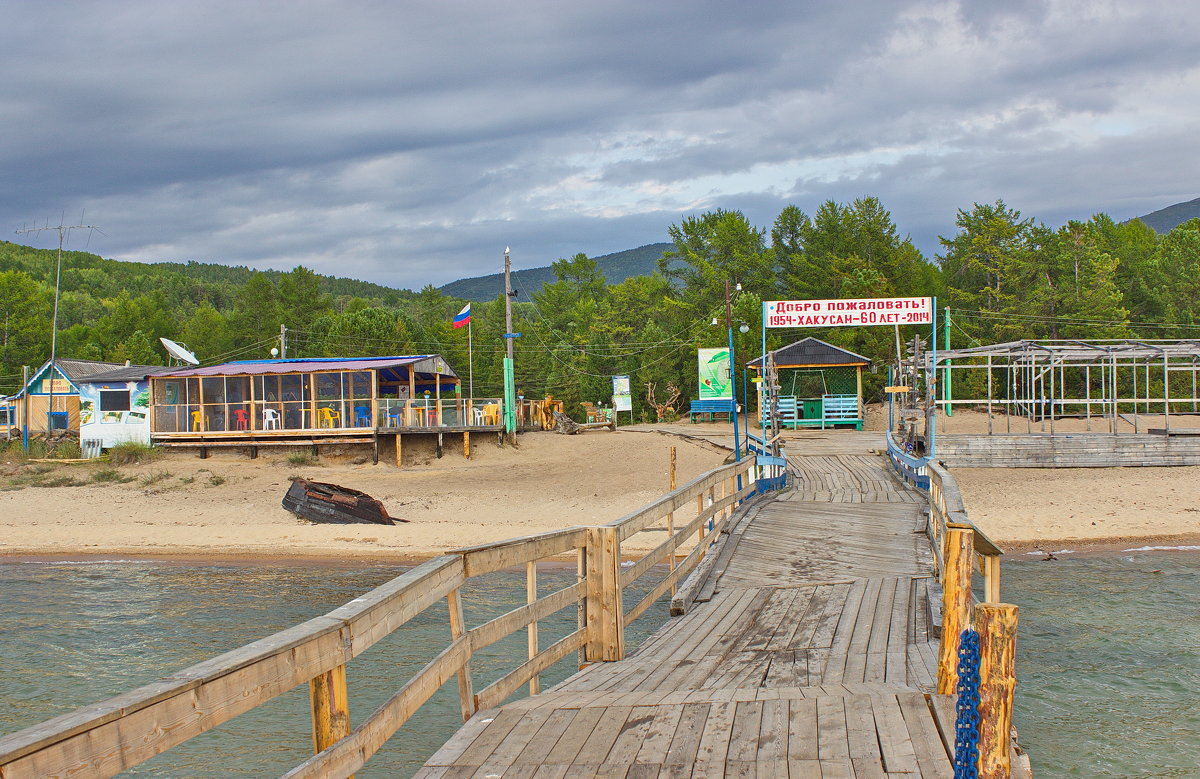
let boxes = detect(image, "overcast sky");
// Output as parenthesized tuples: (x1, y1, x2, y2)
(3, 1, 1197, 290)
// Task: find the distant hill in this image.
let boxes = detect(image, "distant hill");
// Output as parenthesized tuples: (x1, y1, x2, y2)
(438, 243, 672, 301)
(1133, 197, 1200, 233)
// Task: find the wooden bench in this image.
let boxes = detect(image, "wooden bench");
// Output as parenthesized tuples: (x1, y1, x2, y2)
(688, 398, 736, 422)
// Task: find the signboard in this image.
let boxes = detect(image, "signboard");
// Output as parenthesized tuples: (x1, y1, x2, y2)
(697, 348, 732, 400)
(40, 378, 72, 394)
(611, 375, 632, 412)
(765, 297, 932, 328)
(884, 385, 911, 394)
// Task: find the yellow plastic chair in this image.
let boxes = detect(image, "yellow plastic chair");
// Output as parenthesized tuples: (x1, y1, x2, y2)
(190, 410, 203, 431)
(318, 407, 341, 428)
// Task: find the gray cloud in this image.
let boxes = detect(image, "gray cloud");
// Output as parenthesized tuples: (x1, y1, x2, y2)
(2, 0, 1198, 289)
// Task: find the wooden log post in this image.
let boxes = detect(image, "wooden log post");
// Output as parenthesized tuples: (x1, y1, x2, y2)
(584, 526, 624, 661)
(975, 602, 1018, 779)
(308, 664, 351, 756)
(394, 434, 403, 468)
(983, 554, 1001, 603)
(462, 431, 470, 459)
(937, 528, 974, 694)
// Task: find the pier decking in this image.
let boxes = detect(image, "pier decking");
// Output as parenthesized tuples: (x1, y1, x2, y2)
(416, 434, 966, 777)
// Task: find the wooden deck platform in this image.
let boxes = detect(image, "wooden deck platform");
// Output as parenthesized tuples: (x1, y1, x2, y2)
(417, 436, 966, 777)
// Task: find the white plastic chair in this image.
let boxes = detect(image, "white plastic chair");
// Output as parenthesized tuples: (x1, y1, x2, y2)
(263, 408, 280, 430)
(472, 408, 484, 425)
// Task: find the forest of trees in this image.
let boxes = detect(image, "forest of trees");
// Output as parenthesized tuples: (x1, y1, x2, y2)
(2, 197, 1198, 421)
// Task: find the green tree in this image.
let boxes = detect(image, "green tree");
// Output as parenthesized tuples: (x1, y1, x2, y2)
(0, 270, 53, 392)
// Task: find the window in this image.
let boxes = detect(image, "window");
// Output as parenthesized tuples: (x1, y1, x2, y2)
(100, 390, 130, 412)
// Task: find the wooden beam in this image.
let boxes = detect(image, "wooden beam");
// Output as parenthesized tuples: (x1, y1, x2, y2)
(394, 434, 402, 468)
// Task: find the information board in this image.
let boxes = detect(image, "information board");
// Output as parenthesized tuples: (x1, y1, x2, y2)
(765, 297, 932, 328)
(697, 348, 733, 399)
(611, 375, 632, 412)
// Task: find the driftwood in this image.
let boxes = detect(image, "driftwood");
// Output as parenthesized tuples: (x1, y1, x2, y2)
(283, 478, 404, 525)
(553, 411, 583, 435)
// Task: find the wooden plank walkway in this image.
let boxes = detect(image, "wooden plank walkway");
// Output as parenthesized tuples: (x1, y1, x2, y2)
(418, 433, 957, 778)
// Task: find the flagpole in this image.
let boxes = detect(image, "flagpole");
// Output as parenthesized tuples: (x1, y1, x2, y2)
(468, 316, 474, 403)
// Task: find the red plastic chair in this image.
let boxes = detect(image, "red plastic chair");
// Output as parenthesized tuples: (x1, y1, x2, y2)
(232, 408, 249, 430)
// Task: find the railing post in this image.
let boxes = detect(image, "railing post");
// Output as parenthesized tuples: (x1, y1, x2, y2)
(446, 588, 475, 721)
(975, 602, 1018, 779)
(983, 554, 1001, 603)
(937, 528, 974, 694)
(585, 525, 625, 661)
(526, 561, 540, 695)
(308, 665, 351, 760)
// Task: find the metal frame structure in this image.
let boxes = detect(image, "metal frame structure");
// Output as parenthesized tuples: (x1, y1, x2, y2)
(929, 339, 1200, 434)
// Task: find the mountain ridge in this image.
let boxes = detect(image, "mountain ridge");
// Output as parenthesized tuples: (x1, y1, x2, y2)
(437, 243, 672, 301)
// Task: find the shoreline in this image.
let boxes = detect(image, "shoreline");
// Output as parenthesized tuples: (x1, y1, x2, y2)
(3, 529, 1198, 567)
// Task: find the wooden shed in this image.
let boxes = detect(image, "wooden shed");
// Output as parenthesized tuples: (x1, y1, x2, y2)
(747, 337, 870, 429)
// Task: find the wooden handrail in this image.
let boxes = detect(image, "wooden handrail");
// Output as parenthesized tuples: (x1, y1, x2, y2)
(0, 457, 759, 779)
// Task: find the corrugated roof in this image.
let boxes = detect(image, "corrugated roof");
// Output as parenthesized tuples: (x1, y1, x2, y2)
(156, 355, 457, 378)
(53, 359, 130, 381)
(746, 337, 871, 368)
(81, 365, 176, 383)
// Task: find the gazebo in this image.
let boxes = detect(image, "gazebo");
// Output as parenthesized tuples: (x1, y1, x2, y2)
(747, 337, 870, 429)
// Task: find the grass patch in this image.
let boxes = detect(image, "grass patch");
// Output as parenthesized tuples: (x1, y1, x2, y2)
(46, 439, 82, 459)
(208, 474, 227, 487)
(107, 441, 159, 465)
(92, 468, 135, 484)
(139, 470, 173, 487)
(286, 451, 316, 466)
(179, 475, 195, 484)
(35, 475, 87, 488)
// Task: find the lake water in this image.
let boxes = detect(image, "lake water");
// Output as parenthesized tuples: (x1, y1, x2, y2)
(0, 553, 1197, 778)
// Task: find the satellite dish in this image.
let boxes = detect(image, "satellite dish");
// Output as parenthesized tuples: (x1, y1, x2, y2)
(160, 337, 199, 365)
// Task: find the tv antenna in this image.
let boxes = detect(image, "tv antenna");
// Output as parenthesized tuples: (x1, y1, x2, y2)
(15, 214, 101, 432)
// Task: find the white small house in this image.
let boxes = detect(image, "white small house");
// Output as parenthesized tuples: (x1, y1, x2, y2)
(78, 365, 174, 449)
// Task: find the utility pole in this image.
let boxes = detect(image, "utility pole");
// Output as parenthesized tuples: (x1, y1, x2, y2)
(16, 217, 99, 436)
(280, 324, 288, 359)
(502, 247, 517, 441)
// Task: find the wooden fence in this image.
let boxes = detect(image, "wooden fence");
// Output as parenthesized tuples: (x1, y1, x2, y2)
(0, 459, 758, 779)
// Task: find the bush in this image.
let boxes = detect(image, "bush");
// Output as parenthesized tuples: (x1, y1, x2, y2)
(108, 442, 158, 465)
(287, 452, 316, 466)
(48, 439, 82, 459)
(139, 470, 173, 487)
(208, 474, 226, 487)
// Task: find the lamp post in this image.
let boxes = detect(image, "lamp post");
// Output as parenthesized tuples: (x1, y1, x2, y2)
(724, 281, 743, 463)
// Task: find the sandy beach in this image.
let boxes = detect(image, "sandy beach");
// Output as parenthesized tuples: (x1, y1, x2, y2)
(2, 416, 1197, 560)
(0, 428, 727, 561)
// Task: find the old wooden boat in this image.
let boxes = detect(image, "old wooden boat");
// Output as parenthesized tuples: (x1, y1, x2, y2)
(282, 478, 403, 525)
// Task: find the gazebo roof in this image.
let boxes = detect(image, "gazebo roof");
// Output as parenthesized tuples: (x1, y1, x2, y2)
(747, 337, 871, 369)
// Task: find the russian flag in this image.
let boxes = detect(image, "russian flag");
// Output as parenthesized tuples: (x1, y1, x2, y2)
(452, 303, 471, 328)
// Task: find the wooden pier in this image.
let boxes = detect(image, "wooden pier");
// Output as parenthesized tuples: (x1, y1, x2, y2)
(416, 433, 1014, 778)
(0, 432, 1025, 779)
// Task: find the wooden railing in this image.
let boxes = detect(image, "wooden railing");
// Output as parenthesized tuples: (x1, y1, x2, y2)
(927, 461, 1020, 777)
(0, 458, 757, 779)
(885, 429, 931, 488)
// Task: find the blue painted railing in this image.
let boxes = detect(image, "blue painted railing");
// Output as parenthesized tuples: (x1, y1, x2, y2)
(885, 429, 930, 489)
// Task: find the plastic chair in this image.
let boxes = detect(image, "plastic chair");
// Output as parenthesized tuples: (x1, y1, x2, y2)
(232, 408, 249, 430)
(191, 410, 203, 432)
(472, 408, 485, 425)
(262, 408, 280, 430)
(318, 407, 341, 428)
(355, 406, 371, 427)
